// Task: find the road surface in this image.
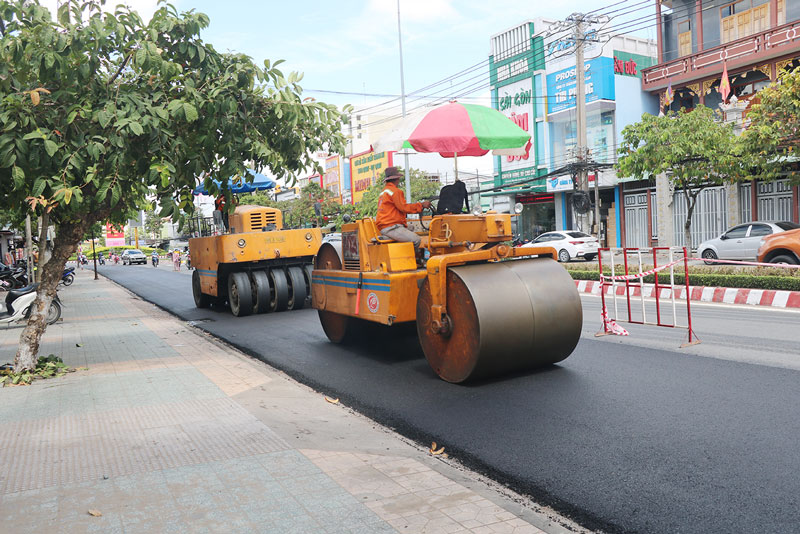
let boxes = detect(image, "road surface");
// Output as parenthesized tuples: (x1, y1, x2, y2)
(96, 263, 800, 534)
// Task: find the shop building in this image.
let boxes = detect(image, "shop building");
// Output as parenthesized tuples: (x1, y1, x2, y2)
(639, 0, 800, 248)
(486, 21, 551, 236)
(488, 19, 658, 244)
(543, 32, 658, 247)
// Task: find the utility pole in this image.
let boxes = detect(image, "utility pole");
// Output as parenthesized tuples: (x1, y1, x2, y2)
(573, 15, 589, 234)
(396, 0, 412, 205)
(549, 13, 608, 235)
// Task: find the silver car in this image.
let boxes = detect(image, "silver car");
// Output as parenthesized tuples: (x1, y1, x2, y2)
(697, 221, 800, 263)
(121, 249, 147, 265)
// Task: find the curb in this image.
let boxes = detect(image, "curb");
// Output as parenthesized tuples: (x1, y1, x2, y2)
(575, 280, 800, 309)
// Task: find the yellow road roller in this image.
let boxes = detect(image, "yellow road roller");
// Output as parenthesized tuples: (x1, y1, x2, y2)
(311, 213, 583, 383)
(189, 205, 321, 316)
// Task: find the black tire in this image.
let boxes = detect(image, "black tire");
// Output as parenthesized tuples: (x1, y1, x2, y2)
(583, 254, 596, 262)
(303, 264, 314, 305)
(701, 249, 718, 265)
(62, 274, 74, 286)
(558, 249, 570, 262)
(228, 272, 253, 317)
(46, 300, 62, 325)
(286, 266, 308, 310)
(250, 270, 271, 314)
(268, 268, 289, 312)
(769, 254, 798, 265)
(192, 270, 211, 308)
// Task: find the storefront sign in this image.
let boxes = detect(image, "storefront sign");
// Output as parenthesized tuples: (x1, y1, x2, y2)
(496, 78, 535, 183)
(323, 155, 341, 201)
(612, 50, 656, 80)
(546, 30, 598, 58)
(546, 175, 574, 193)
(106, 223, 125, 247)
(349, 149, 393, 204)
(546, 57, 615, 114)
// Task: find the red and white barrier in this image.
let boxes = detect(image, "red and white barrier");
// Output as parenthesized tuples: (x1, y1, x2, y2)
(576, 279, 800, 309)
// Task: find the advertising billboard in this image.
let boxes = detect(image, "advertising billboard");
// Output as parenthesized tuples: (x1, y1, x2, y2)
(105, 223, 125, 247)
(496, 78, 536, 186)
(546, 57, 615, 115)
(323, 155, 341, 201)
(349, 149, 393, 204)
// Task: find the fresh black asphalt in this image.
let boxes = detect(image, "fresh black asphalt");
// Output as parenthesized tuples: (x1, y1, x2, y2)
(99, 264, 800, 534)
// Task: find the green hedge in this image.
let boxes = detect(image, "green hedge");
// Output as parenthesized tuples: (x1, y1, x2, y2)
(567, 270, 800, 291)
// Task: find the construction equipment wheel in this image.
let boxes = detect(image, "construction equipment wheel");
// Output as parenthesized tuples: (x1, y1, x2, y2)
(303, 264, 314, 305)
(286, 266, 307, 310)
(268, 268, 289, 312)
(416, 258, 582, 383)
(250, 270, 271, 314)
(192, 270, 211, 308)
(228, 272, 253, 317)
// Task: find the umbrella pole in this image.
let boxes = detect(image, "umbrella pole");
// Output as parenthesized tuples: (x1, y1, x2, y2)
(454, 152, 458, 182)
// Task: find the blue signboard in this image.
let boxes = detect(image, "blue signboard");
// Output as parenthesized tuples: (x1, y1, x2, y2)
(546, 57, 615, 114)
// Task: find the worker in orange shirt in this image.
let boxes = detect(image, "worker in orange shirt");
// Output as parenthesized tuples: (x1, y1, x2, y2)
(376, 166, 431, 250)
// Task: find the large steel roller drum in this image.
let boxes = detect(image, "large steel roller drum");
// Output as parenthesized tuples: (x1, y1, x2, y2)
(416, 257, 582, 383)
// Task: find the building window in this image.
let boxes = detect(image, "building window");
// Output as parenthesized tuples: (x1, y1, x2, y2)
(678, 20, 692, 57)
(721, 0, 785, 44)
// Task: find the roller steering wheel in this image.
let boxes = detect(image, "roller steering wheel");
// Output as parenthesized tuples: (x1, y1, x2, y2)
(419, 204, 435, 231)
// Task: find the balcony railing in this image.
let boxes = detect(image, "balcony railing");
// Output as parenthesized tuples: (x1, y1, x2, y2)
(642, 19, 800, 91)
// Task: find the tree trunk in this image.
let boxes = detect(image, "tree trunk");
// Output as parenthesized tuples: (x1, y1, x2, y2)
(684, 189, 701, 251)
(14, 219, 88, 372)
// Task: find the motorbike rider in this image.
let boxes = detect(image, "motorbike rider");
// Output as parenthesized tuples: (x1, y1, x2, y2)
(151, 250, 159, 267)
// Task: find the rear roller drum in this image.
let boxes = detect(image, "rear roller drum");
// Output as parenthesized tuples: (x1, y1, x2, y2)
(268, 268, 289, 312)
(416, 258, 582, 383)
(286, 266, 308, 310)
(228, 272, 253, 317)
(250, 270, 271, 314)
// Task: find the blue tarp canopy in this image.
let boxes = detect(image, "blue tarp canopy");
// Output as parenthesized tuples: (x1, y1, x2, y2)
(193, 169, 276, 195)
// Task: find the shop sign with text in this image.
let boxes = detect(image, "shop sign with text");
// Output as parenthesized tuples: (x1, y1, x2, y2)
(349, 149, 393, 204)
(496, 78, 534, 177)
(106, 223, 125, 247)
(323, 155, 341, 201)
(546, 57, 615, 114)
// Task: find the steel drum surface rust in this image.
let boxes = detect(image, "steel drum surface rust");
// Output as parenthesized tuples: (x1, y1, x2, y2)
(416, 258, 582, 383)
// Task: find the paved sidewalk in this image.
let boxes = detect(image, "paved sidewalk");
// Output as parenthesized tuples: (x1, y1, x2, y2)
(0, 271, 585, 534)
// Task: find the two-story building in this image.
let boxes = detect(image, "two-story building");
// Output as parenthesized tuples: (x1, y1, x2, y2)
(637, 0, 800, 248)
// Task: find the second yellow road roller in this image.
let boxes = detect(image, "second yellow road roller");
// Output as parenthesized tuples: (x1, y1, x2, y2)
(311, 212, 583, 383)
(189, 205, 321, 316)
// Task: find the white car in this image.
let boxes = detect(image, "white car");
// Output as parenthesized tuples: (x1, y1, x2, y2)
(523, 231, 599, 262)
(697, 221, 800, 263)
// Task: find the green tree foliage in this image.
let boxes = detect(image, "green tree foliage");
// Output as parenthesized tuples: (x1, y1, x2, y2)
(144, 205, 163, 240)
(617, 106, 743, 247)
(0, 0, 347, 370)
(741, 67, 800, 181)
(355, 167, 441, 218)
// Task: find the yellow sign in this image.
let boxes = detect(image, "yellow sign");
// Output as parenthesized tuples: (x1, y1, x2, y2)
(349, 149, 393, 204)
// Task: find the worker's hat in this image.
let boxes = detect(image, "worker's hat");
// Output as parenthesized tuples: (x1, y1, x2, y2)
(383, 167, 402, 182)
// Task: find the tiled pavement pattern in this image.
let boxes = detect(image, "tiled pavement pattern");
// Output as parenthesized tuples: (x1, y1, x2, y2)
(0, 272, 556, 534)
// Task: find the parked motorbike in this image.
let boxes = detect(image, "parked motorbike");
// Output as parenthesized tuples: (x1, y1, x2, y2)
(60, 267, 75, 287)
(0, 267, 28, 290)
(0, 284, 62, 325)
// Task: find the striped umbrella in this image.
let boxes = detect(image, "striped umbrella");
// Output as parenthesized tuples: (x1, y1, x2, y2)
(372, 101, 530, 159)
